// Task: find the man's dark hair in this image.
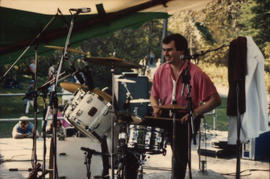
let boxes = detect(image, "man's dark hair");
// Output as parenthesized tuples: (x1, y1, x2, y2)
(163, 33, 188, 51)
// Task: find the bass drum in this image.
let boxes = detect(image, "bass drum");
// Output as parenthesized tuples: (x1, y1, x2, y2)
(64, 89, 112, 141)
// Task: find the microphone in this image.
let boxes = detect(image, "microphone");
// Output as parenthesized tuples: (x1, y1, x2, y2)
(180, 54, 199, 60)
(69, 8, 91, 13)
(83, 68, 95, 91)
(181, 83, 186, 97)
(74, 71, 85, 84)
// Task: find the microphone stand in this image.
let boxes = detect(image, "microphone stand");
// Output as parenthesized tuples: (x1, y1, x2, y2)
(236, 82, 241, 179)
(0, 13, 57, 82)
(31, 44, 39, 169)
(181, 60, 195, 179)
(48, 9, 78, 179)
(28, 43, 41, 179)
(41, 89, 49, 179)
(37, 70, 76, 179)
(110, 68, 116, 179)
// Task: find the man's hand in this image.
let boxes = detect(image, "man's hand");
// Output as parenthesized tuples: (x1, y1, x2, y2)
(180, 113, 188, 124)
(153, 106, 162, 117)
(179, 111, 199, 124)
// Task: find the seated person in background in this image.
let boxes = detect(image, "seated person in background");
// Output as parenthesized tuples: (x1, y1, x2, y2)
(12, 117, 39, 139)
(46, 119, 65, 139)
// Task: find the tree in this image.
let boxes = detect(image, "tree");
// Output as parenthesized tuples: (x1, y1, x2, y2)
(239, 0, 270, 48)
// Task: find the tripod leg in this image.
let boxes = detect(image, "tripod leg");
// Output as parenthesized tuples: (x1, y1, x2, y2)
(101, 137, 110, 178)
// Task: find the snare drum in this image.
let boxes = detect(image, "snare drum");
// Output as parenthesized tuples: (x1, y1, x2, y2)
(127, 124, 166, 153)
(64, 89, 112, 141)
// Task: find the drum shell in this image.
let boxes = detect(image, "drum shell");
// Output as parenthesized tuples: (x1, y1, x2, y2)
(64, 89, 112, 140)
(127, 124, 166, 154)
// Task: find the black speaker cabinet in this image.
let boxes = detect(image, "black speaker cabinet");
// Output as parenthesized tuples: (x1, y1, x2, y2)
(113, 72, 150, 119)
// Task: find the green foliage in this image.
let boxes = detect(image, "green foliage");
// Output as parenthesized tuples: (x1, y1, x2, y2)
(239, 0, 270, 49)
(80, 20, 164, 88)
(194, 22, 216, 44)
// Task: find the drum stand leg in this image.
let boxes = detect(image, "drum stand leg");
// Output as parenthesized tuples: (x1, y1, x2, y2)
(137, 153, 146, 179)
(101, 137, 110, 178)
(81, 148, 94, 179)
(81, 147, 104, 179)
(116, 123, 128, 179)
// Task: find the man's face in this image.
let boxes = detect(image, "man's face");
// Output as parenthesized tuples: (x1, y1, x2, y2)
(20, 121, 29, 131)
(162, 41, 184, 64)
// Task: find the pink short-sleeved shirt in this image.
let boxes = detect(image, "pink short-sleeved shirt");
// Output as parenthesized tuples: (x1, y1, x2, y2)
(151, 60, 218, 109)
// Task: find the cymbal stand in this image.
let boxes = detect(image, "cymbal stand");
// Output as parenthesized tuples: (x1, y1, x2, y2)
(122, 82, 133, 111)
(181, 60, 195, 179)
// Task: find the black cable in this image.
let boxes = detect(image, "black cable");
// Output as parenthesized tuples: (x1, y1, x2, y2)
(219, 168, 270, 177)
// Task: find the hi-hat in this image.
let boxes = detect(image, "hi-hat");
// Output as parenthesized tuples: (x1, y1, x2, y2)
(60, 82, 112, 102)
(84, 56, 142, 69)
(45, 45, 88, 55)
(153, 104, 187, 111)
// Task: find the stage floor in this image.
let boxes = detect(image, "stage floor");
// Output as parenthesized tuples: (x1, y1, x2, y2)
(0, 131, 269, 179)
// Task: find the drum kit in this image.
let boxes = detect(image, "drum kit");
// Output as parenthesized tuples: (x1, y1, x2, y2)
(46, 46, 188, 178)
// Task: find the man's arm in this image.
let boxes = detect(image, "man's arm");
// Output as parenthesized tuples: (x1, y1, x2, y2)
(150, 95, 162, 117)
(181, 93, 221, 123)
(193, 93, 221, 118)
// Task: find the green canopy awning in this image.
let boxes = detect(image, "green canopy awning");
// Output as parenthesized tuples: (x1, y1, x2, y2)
(0, 6, 168, 64)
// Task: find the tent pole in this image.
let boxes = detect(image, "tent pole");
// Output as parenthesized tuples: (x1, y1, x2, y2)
(161, 18, 168, 64)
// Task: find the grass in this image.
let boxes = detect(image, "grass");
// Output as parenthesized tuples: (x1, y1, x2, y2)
(0, 68, 233, 138)
(0, 75, 62, 137)
(204, 97, 228, 131)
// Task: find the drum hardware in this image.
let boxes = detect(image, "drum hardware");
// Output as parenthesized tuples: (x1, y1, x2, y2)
(137, 153, 147, 179)
(116, 124, 128, 179)
(81, 146, 109, 179)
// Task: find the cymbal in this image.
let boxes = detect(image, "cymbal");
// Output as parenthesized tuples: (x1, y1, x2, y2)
(92, 88, 112, 102)
(60, 82, 87, 93)
(130, 98, 150, 103)
(117, 111, 142, 124)
(153, 104, 187, 111)
(116, 79, 136, 83)
(60, 82, 112, 102)
(84, 56, 142, 69)
(45, 45, 88, 55)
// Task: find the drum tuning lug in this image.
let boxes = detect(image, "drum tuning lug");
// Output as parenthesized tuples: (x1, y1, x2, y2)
(163, 149, 167, 156)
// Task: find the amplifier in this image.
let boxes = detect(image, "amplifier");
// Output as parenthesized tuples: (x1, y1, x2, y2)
(242, 130, 270, 160)
(113, 73, 150, 119)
